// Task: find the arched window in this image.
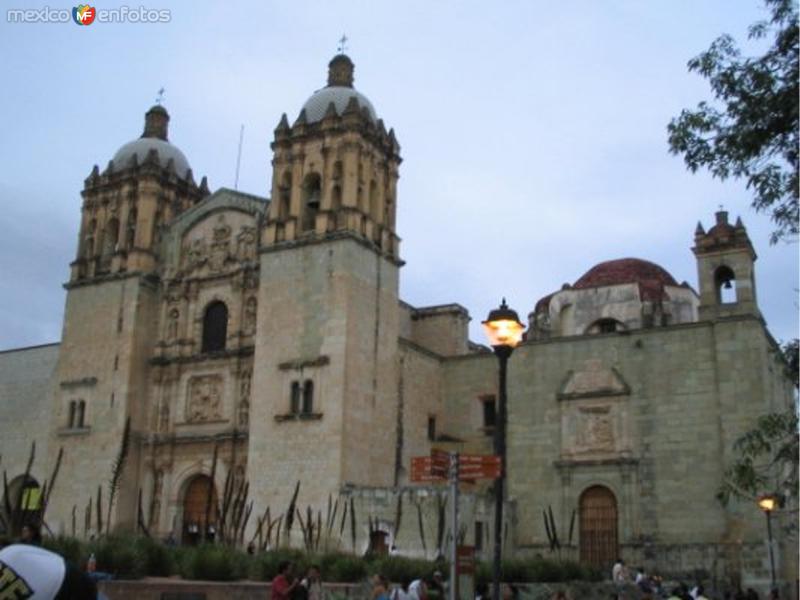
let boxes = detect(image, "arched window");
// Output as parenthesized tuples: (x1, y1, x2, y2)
(201, 301, 228, 353)
(104, 218, 120, 253)
(579, 485, 618, 569)
(302, 380, 314, 414)
(126, 208, 137, 249)
(586, 318, 625, 335)
(715, 265, 737, 304)
(369, 180, 378, 221)
(301, 173, 321, 232)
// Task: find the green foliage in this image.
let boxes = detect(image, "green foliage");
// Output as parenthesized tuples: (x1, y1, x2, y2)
(475, 557, 601, 584)
(89, 534, 147, 579)
(782, 339, 799, 388)
(717, 409, 799, 508)
(42, 535, 86, 567)
(667, 0, 799, 243)
(323, 553, 368, 583)
(249, 547, 308, 581)
(179, 543, 249, 581)
(134, 535, 176, 577)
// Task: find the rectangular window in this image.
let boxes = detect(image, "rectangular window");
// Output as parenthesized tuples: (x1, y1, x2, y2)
(290, 381, 301, 414)
(474, 521, 484, 551)
(427, 416, 437, 441)
(302, 380, 314, 414)
(481, 395, 496, 434)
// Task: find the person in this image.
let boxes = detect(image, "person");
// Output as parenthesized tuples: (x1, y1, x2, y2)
(695, 585, 709, 600)
(19, 524, 42, 545)
(428, 571, 445, 599)
(272, 561, 298, 600)
(0, 543, 98, 599)
(768, 589, 779, 600)
(298, 564, 324, 600)
(475, 582, 488, 600)
(550, 591, 571, 600)
(667, 586, 684, 600)
(247, 541, 257, 555)
(612, 558, 627, 584)
(391, 577, 413, 600)
(409, 577, 427, 600)
(372, 574, 390, 600)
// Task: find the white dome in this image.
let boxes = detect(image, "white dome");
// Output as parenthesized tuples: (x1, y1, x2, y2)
(112, 137, 191, 177)
(301, 86, 377, 124)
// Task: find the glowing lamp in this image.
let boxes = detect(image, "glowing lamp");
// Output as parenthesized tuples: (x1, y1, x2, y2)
(482, 298, 525, 348)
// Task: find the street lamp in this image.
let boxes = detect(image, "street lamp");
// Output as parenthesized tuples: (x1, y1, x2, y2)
(757, 494, 779, 593)
(482, 299, 525, 600)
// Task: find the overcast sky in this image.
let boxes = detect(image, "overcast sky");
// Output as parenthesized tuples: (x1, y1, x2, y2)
(0, 1, 796, 350)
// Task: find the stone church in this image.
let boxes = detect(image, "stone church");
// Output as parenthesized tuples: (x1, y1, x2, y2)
(0, 54, 795, 590)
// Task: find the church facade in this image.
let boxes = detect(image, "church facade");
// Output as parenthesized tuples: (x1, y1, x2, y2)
(0, 54, 795, 591)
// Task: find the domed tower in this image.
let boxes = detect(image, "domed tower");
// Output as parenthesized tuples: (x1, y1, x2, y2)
(248, 55, 402, 522)
(50, 105, 209, 532)
(263, 53, 401, 257)
(71, 105, 208, 281)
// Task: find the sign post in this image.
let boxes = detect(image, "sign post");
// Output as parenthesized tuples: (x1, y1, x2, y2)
(409, 450, 501, 600)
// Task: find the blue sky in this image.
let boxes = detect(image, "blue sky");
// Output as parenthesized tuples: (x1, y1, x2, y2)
(0, 1, 796, 349)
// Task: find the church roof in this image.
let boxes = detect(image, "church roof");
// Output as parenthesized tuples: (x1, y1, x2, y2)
(573, 258, 678, 290)
(110, 105, 192, 178)
(299, 54, 377, 124)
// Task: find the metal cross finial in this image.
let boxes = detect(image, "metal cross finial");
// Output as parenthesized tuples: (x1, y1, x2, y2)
(337, 34, 348, 54)
(156, 87, 165, 105)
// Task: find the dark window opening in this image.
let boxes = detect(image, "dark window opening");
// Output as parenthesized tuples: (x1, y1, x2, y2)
(427, 416, 437, 441)
(598, 319, 618, 333)
(201, 301, 229, 353)
(290, 381, 301, 414)
(302, 380, 314, 414)
(77, 400, 85, 428)
(68, 401, 76, 428)
(301, 173, 321, 232)
(475, 521, 485, 551)
(482, 395, 497, 433)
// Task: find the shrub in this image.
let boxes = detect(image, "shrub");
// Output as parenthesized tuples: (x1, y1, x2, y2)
(323, 553, 367, 583)
(88, 534, 147, 579)
(180, 544, 249, 581)
(369, 555, 442, 583)
(134, 536, 176, 577)
(249, 548, 307, 581)
(43, 535, 87, 567)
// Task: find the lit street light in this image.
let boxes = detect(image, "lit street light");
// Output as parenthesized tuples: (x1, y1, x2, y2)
(757, 494, 779, 594)
(482, 299, 525, 600)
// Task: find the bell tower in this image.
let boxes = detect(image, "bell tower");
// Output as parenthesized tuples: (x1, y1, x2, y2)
(249, 54, 402, 521)
(692, 210, 759, 320)
(263, 54, 401, 258)
(49, 105, 209, 532)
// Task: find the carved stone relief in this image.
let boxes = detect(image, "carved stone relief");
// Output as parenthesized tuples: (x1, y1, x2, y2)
(209, 217, 232, 272)
(236, 226, 257, 261)
(167, 308, 179, 341)
(238, 370, 251, 427)
(243, 297, 257, 336)
(187, 375, 224, 422)
(576, 406, 615, 452)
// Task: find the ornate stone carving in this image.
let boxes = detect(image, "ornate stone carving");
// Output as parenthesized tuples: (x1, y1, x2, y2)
(243, 297, 257, 335)
(236, 226, 257, 260)
(149, 469, 163, 528)
(238, 370, 251, 427)
(576, 406, 614, 451)
(558, 359, 629, 399)
(159, 402, 170, 432)
(209, 216, 232, 272)
(167, 308, 179, 341)
(183, 238, 207, 271)
(187, 375, 223, 422)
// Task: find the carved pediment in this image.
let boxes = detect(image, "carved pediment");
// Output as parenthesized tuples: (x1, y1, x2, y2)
(186, 375, 224, 423)
(557, 359, 630, 400)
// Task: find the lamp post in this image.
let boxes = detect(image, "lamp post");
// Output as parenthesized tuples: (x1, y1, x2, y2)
(482, 299, 525, 600)
(757, 494, 778, 593)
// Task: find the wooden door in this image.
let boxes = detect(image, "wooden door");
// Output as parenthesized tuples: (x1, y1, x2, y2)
(579, 485, 618, 569)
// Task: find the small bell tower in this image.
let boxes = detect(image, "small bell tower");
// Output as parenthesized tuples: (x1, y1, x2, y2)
(692, 210, 759, 320)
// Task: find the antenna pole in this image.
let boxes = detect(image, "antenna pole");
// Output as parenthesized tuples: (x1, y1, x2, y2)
(234, 124, 244, 190)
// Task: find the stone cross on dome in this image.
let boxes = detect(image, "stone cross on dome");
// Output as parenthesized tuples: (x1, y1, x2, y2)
(337, 34, 348, 54)
(155, 87, 165, 105)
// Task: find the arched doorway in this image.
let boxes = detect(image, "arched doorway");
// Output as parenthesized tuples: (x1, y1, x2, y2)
(182, 475, 219, 545)
(579, 485, 618, 569)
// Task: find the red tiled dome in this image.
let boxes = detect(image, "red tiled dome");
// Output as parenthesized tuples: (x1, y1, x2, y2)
(573, 258, 678, 289)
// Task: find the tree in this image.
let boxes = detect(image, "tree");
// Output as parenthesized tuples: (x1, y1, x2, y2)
(717, 410, 798, 513)
(668, 0, 799, 243)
